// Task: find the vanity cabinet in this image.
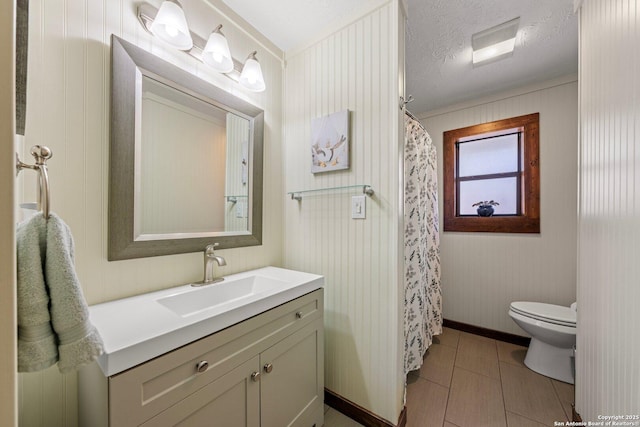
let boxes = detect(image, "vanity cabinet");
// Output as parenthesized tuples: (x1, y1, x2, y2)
(79, 289, 324, 427)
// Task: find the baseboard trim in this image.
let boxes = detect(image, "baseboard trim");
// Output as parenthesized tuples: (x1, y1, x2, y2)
(325, 388, 407, 427)
(443, 318, 531, 347)
(572, 404, 582, 422)
(396, 406, 407, 427)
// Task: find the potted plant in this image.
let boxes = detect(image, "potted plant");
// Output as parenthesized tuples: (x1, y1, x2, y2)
(472, 200, 500, 217)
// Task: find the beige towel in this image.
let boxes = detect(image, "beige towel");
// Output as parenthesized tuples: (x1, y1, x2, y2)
(17, 212, 103, 373)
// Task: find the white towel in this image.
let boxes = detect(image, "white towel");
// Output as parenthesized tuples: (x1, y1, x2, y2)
(17, 212, 104, 373)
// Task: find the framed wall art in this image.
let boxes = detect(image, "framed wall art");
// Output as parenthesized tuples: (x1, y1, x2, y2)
(310, 109, 349, 173)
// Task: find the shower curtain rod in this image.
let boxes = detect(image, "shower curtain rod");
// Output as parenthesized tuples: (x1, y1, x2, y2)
(400, 95, 422, 123)
(404, 108, 421, 123)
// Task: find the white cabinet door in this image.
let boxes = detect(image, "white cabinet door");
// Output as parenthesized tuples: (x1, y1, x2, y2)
(260, 319, 324, 427)
(141, 356, 260, 427)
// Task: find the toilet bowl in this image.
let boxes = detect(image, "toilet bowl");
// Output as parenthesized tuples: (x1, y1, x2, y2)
(508, 301, 576, 384)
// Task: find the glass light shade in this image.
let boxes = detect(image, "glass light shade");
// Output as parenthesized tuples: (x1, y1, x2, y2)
(239, 53, 266, 92)
(202, 29, 234, 73)
(150, 0, 193, 51)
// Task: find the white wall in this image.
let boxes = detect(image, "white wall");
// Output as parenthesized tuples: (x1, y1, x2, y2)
(283, 1, 405, 423)
(576, 0, 640, 420)
(421, 76, 578, 336)
(17, 0, 284, 426)
(0, 1, 17, 426)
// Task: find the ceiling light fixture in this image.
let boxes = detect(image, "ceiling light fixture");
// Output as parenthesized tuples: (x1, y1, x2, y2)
(137, 2, 266, 92)
(472, 17, 520, 66)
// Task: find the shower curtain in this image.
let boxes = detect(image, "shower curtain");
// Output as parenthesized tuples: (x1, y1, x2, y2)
(403, 112, 442, 375)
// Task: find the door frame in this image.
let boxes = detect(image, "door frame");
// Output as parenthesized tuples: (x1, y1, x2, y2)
(0, 0, 17, 426)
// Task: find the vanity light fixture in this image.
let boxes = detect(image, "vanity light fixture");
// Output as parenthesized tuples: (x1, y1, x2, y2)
(137, 2, 266, 92)
(149, 0, 193, 51)
(239, 51, 266, 92)
(472, 17, 520, 66)
(202, 25, 234, 73)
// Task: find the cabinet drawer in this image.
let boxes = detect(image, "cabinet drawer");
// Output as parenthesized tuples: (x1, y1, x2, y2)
(109, 289, 323, 426)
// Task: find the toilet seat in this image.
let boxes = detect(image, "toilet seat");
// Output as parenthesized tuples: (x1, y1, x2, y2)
(509, 302, 576, 328)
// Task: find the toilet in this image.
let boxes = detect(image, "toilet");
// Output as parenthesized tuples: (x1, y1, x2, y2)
(508, 301, 576, 384)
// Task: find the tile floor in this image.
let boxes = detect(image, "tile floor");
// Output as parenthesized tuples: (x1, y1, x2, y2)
(324, 404, 365, 427)
(323, 327, 575, 427)
(406, 327, 575, 427)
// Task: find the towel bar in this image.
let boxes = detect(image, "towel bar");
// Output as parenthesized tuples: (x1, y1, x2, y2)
(16, 145, 53, 219)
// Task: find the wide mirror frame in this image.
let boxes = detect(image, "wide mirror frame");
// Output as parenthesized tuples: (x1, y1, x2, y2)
(109, 35, 263, 260)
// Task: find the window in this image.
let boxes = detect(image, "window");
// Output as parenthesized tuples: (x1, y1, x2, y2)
(443, 113, 540, 233)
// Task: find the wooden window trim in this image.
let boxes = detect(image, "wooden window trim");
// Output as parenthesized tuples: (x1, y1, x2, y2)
(443, 113, 540, 233)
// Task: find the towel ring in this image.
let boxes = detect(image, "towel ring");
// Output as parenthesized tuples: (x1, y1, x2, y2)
(16, 145, 53, 219)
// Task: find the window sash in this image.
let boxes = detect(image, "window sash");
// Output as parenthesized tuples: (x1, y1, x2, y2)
(457, 131, 521, 177)
(455, 131, 523, 216)
(457, 176, 521, 216)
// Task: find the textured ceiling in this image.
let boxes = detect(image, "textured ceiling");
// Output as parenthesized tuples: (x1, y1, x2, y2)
(406, 0, 578, 114)
(219, 0, 578, 115)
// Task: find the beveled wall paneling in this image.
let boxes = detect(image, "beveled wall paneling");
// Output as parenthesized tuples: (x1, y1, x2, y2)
(17, 0, 284, 426)
(421, 76, 578, 336)
(576, 0, 640, 420)
(283, 1, 405, 423)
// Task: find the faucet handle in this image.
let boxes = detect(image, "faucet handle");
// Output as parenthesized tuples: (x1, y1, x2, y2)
(205, 243, 220, 254)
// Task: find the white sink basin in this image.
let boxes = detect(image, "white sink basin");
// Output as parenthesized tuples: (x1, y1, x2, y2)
(157, 275, 288, 317)
(89, 267, 323, 376)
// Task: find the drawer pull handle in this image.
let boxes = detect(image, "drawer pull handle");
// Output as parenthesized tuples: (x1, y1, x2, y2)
(295, 311, 303, 319)
(196, 361, 209, 373)
(263, 363, 273, 373)
(251, 371, 261, 382)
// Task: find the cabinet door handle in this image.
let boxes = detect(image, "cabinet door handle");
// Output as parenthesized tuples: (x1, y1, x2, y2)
(263, 363, 273, 373)
(251, 371, 261, 382)
(196, 361, 208, 373)
(295, 311, 303, 319)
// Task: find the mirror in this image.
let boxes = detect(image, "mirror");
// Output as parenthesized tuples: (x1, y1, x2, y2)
(109, 36, 263, 260)
(138, 76, 250, 236)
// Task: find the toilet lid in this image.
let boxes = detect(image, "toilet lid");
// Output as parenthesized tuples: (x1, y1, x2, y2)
(510, 302, 576, 327)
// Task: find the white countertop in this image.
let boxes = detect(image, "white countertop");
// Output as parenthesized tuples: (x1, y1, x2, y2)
(89, 266, 324, 376)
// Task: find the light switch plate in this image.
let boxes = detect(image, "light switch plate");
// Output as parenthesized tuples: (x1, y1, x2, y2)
(351, 195, 366, 219)
(235, 200, 245, 218)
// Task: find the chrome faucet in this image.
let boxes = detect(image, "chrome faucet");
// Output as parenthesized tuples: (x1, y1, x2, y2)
(192, 243, 226, 287)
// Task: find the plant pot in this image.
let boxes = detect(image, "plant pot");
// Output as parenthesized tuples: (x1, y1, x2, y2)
(476, 205, 494, 217)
